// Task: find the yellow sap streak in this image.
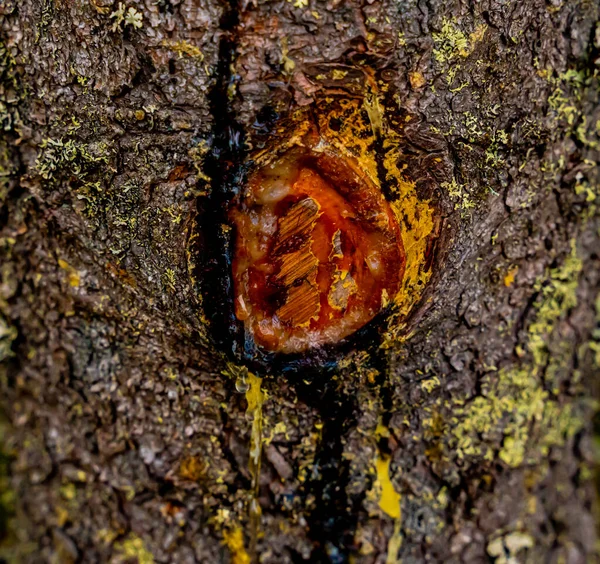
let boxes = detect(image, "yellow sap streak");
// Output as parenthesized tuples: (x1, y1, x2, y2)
(375, 422, 391, 439)
(375, 455, 401, 519)
(375, 423, 402, 563)
(386, 520, 402, 564)
(222, 526, 251, 564)
(245, 373, 266, 557)
(246, 373, 266, 481)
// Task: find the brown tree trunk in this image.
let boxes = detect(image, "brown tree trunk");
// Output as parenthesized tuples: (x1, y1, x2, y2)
(1, 0, 599, 562)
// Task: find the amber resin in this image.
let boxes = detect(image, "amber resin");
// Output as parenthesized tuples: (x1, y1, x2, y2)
(230, 143, 406, 354)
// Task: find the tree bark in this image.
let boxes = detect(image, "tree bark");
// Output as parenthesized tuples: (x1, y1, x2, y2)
(1, 0, 599, 563)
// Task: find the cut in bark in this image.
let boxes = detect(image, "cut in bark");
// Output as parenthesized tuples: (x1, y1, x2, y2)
(0, 1, 599, 563)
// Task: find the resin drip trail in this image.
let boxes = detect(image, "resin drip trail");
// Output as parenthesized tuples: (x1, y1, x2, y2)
(244, 373, 266, 559)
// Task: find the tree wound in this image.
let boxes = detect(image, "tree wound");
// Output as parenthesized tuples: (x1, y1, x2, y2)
(230, 150, 406, 354)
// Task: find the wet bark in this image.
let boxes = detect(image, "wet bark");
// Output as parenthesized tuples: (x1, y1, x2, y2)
(1, 0, 599, 563)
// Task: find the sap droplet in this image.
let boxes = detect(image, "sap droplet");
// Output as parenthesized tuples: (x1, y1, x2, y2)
(235, 375, 250, 393)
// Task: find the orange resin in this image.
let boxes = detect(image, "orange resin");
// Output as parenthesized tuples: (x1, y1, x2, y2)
(230, 150, 405, 354)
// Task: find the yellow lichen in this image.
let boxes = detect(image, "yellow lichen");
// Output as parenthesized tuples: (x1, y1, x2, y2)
(58, 259, 80, 288)
(113, 533, 154, 564)
(95, 528, 119, 545)
(408, 71, 426, 89)
(432, 19, 487, 65)
(179, 455, 208, 482)
(161, 40, 204, 61)
(222, 526, 251, 564)
(110, 3, 143, 32)
(35, 138, 110, 181)
(487, 532, 534, 563)
(421, 376, 441, 394)
(504, 266, 518, 287)
(528, 240, 582, 367)
(331, 69, 348, 80)
(280, 38, 295, 75)
(441, 178, 475, 211)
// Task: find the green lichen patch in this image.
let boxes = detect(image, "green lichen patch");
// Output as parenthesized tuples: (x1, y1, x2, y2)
(113, 533, 154, 564)
(109, 3, 144, 33)
(527, 241, 582, 367)
(432, 18, 487, 66)
(441, 178, 475, 212)
(35, 138, 112, 182)
(547, 68, 596, 130)
(449, 243, 585, 467)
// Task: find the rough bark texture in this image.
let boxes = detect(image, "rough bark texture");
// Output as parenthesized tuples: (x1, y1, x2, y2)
(1, 0, 599, 563)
